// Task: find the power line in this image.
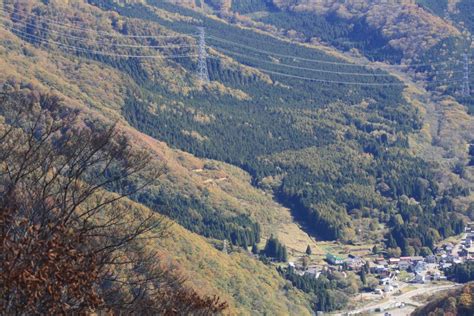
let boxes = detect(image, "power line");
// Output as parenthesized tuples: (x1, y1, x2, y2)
(3, 13, 465, 80)
(0, 6, 197, 39)
(216, 47, 403, 77)
(7, 26, 466, 87)
(3, 12, 449, 79)
(1, 6, 463, 71)
(208, 35, 460, 69)
(2, 14, 466, 87)
(251, 67, 465, 86)
(8, 26, 199, 59)
(215, 46, 467, 79)
(254, 68, 406, 86)
(0, 14, 197, 49)
(6, 11, 463, 79)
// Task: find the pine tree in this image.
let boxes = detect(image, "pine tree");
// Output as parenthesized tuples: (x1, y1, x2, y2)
(360, 269, 367, 285)
(306, 245, 312, 255)
(372, 245, 378, 254)
(281, 246, 288, 262)
(251, 243, 259, 254)
(263, 235, 287, 262)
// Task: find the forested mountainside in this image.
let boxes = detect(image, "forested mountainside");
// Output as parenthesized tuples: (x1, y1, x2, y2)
(175, 0, 473, 114)
(177, 0, 460, 62)
(86, 0, 469, 253)
(0, 0, 473, 314)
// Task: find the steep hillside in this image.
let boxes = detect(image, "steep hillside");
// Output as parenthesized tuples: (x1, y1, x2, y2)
(176, 0, 472, 114)
(2, 0, 468, 254)
(116, 196, 313, 315)
(0, 0, 323, 249)
(413, 0, 473, 114)
(176, 0, 461, 63)
(95, 0, 468, 250)
(272, 0, 459, 59)
(0, 1, 317, 312)
(1, 0, 473, 312)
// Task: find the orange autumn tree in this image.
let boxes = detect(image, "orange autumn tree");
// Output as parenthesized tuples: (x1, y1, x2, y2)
(0, 88, 227, 314)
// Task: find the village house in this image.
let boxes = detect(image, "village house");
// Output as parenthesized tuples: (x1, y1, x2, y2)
(440, 262, 452, 269)
(374, 265, 390, 277)
(431, 272, 447, 281)
(304, 267, 321, 279)
(467, 249, 474, 259)
(414, 273, 426, 284)
(388, 258, 400, 266)
(444, 243, 454, 252)
(462, 239, 472, 248)
(453, 257, 463, 265)
(326, 253, 345, 265)
(344, 256, 365, 271)
(413, 261, 427, 274)
(375, 257, 387, 265)
(398, 260, 411, 271)
(411, 256, 424, 263)
(435, 247, 446, 255)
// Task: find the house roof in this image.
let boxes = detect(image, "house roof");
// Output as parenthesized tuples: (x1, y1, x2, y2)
(326, 253, 345, 260)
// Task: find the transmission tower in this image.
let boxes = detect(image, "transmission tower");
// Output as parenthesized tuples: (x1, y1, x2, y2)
(462, 53, 470, 97)
(197, 27, 209, 83)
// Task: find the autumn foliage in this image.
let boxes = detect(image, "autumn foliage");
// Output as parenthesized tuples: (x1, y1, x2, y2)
(413, 282, 474, 316)
(0, 89, 227, 314)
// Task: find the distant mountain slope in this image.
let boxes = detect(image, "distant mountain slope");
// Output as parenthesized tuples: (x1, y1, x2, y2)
(4, 0, 467, 251)
(173, 0, 472, 114)
(273, 0, 460, 59)
(0, 2, 318, 312)
(90, 0, 468, 250)
(0, 2, 472, 313)
(117, 196, 313, 315)
(172, 0, 460, 62)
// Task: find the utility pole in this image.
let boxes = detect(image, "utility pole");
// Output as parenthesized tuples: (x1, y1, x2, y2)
(462, 53, 470, 97)
(197, 27, 209, 83)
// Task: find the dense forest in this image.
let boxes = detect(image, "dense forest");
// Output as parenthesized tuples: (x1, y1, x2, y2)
(262, 235, 288, 262)
(410, 0, 474, 115)
(257, 10, 404, 63)
(447, 262, 474, 284)
(4, 0, 469, 262)
(79, 0, 467, 252)
(222, 0, 473, 115)
(277, 266, 362, 312)
(1, 0, 473, 314)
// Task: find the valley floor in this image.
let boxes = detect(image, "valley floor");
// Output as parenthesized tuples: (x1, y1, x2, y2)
(346, 283, 460, 316)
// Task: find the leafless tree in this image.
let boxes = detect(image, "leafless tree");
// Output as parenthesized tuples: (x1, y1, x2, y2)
(0, 88, 227, 315)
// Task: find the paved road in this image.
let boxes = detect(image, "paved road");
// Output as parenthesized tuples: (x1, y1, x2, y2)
(344, 283, 459, 315)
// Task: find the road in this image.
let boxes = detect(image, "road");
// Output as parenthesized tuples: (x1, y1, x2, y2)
(343, 283, 459, 315)
(451, 233, 466, 256)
